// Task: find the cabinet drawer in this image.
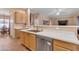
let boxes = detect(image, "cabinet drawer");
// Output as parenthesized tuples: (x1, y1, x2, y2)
(53, 45, 70, 51)
(53, 40, 78, 51)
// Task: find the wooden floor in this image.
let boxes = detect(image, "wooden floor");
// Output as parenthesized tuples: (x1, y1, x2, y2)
(0, 35, 28, 51)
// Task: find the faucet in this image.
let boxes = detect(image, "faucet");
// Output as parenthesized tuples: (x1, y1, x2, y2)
(32, 25, 43, 31)
(35, 26, 39, 30)
(34, 26, 43, 31)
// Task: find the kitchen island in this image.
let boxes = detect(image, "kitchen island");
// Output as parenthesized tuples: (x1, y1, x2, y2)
(19, 28, 79, 51)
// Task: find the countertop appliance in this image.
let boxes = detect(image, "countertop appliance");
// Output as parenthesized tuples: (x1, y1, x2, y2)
(36, 35, 52, 51)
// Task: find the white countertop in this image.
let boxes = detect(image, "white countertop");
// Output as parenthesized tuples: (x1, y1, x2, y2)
(20, 29, 79, 45)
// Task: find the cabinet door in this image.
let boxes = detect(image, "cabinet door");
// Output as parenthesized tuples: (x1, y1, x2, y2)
(24, 32, 30, 48)
(15, 29, 21, 39)
(15, 12, 22, 24)
(53, 40, 78, 51)
(53, 45, 70, 51)
(29, 34, 36, 51)
(19, 32, 25, 45)
(15, 29, 18, 39)
(15, 10, 28, 24)
(22, 11, 28, 25)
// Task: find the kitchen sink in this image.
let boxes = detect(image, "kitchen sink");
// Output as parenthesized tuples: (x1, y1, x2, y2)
(28, 30, 41, 32)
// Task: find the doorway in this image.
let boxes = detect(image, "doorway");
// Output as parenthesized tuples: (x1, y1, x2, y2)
(0, 15, 10, 36)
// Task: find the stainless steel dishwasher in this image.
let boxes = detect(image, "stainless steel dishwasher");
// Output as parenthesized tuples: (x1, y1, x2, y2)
(36, 35, 52, 51)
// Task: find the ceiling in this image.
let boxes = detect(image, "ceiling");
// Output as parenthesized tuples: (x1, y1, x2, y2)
(0, 8, 26, 16)
(0, 8, 79, 17)
(0, 8, 27, 16)
(0, 8, 11, 16)
(30, 8, 79, 17)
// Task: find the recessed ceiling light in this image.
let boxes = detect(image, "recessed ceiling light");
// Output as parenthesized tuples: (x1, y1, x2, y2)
(56, 12, 60, 15)
(56, 8, 64, 15)
(59, 9, 63, 11)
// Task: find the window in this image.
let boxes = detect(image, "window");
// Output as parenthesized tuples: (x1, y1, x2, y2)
(0, 18, 4, 29)
(4, 19, 9, 28)
(0, 18, 9, 29)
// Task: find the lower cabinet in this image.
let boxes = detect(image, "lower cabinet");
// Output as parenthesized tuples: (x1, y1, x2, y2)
(15, 29, 21, 39)
(24, 32, 29, 48)
(19, 31, 25, 45)
(20, 31, 36, 51)
(19, 32, 79, 51)
(53, 45, 70, 51)
(53, 40, 79, 51)
(29, 34, 36, 51)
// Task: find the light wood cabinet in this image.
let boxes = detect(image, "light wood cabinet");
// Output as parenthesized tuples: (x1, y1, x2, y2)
(19, 31, 79, 51)
(15, 29, 21, 39)
(19, 31, 25, 45)
(14, 9, 28, 25)
(20, 31, 36, 51)
(53, 45, 70, 51)
(29, 33, 36, 51)
(53, 40, 79, 51)
(24, 32, 30, 48)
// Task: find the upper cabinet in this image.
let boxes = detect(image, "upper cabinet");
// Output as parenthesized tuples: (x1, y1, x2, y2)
(13, 9, 28, 25)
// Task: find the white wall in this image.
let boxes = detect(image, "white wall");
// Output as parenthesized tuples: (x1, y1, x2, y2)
(10, 13, 15, 38)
